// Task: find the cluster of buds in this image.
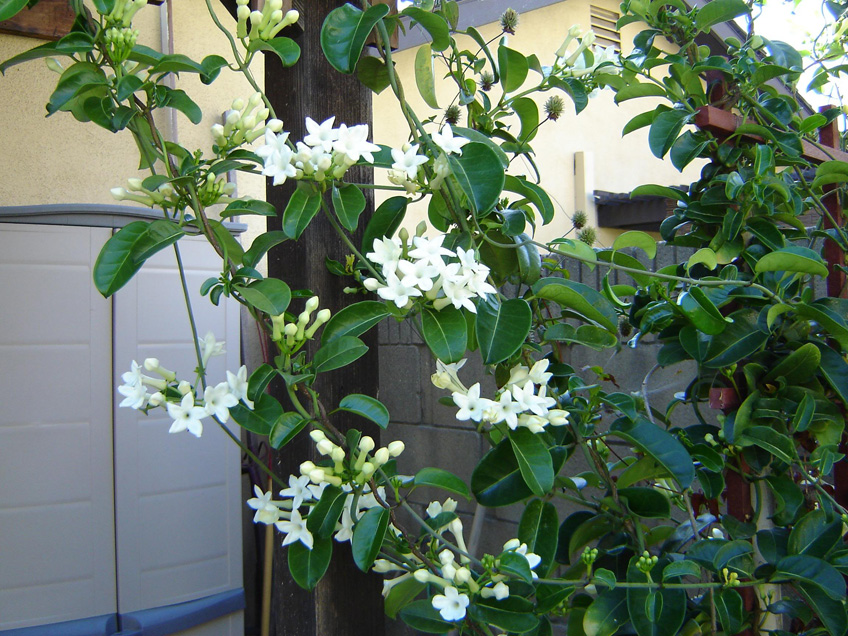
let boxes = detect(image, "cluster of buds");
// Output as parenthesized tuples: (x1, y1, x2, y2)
(236, 0, 299, 43)
(270, 296, 331, 352)
(721, 567, 740, 588)
(102, 0, 147, 28)
(111, 177, 181, 210)
(103, 26, 140, 63)
(581, 546, 599, 568)
(636, 550, 658, 575)
(434, 358, 570, 434)
(553, 26, 620, 78)
(196, 173, 237, 207)
(211, 92, 282, 154)
(299, 432, 405, 489)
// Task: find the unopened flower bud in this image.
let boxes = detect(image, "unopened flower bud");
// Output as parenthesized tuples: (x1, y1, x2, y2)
(316, 439, 335, 456)
(305, 296, 320, 312)
(359, 436, 375, 452)
(387, 441, 405, 457)
(413, 569, 431, 583)
(309, 429, 326, 443)
(148, 391, 165, 407)
(299, 460, 316, 475)
(178, 380, 192, 395)
(331, 447, 346, 462)
(374, 447, 390, 465)
(267, 118, 284, 133)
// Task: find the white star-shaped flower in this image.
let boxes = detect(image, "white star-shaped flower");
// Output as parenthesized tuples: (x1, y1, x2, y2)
(166, 392, 207, 437)
(203, 381, 239, 423)
(333, 123, 380, 164)
(409, 235, 454, 268)
(397, 258, 439, 292)
(227, 365, 255, 410)
(376, 271, 423, 308)
(303, 116, 338, 152)
(279, 474, 311, 509)
(247, 485, 281, 525)
(390, 144, 429, 180)
(118, 381, 148, 410)
(366, 236, 403, 270)
(431, 586, 470, 622)
(452, 383, 493, 422)
(431, 125, 469, 155)
(275, 509, 314, 549)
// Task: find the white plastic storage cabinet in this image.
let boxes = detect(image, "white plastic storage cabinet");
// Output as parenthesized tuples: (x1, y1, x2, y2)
(0, 212, 244, 636)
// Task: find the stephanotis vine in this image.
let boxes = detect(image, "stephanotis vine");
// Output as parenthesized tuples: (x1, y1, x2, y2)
(7, 0, 848, 633)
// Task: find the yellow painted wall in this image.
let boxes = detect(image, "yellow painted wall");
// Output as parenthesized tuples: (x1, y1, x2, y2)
(373, 0, 702, 247)
(0, 1, 264, 218)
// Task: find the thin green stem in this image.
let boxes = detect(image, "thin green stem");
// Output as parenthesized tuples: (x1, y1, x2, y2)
(321, 201, 385, 283)
(173, 243, 207, 388)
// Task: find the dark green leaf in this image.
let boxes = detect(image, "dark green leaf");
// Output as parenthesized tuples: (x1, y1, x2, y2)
(737, 426, 796, 465)
(357, 55, 391, 93)
(352, 507, 390, 571)
(715, 588, 744, 635)
(413, 467, 470, 498)
(384, 577, 426, 619)
(313, 336, 368, 373)
(338, 394, 389, 429)
(243, 231, 288, 268)
(361, 196, 407, 253)
(288, 536, 332, 590)
(230, 393, 283, 436)
(618, 486, 671, 518)
(401, 7, 450, 51)
(627, 563, 687, 636)
(789, 510, 843, 559)
(221, 198, 276, 218)
(476, 297, 532, 364)
(498, 44, 529, 93)
(610, 417, 694, 488)
(470, 597, 539, 632)
(321, 3, 390, 74)
(509, 428, 554, 497)
(532, 277, 618, 332)
(321, 301, 390, 345)
(518, 499, 558, 575)
(269, 412, 309, 449)
(0, 0, 32, 23)
(247, 36, 300, 67)
(306, 485, 347, 539)
(472, 439, 532, 506)
(93, 220, 183, 297)
(755, 245, 829, 278)
(283, 188, 322, 239)
(796, 582, 848, 636)
(421, 306, 468, 363)
(399, 600, 454, 633)
(702, 309, 768, 369)
(648, 109, 690, 159)
(774, 555, 846, 600)
(236, 278, 291, 315)
(583, 589, 628, 636)
(448, 142, 505, 215)
(246, 363, 277, 403)
(332, 183, 366, 232)
(1, 32, 94, 74)
(695, 0, 749, 30)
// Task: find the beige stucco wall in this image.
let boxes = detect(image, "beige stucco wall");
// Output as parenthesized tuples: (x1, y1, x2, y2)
(373, 0, 702, 247)
(0, 1, 264, 229)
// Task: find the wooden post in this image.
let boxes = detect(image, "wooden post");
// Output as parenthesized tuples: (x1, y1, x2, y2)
(264, 3, 385, 635)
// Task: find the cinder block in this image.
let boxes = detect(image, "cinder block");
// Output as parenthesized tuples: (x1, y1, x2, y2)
(379, 345, 422, 423)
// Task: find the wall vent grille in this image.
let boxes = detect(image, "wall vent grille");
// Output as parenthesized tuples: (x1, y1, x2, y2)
(590, 5, 621, 50)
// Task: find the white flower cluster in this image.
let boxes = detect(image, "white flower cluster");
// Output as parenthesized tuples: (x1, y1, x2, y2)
(246, 478, 388, 550)
(363, 234, 496, 312)
(269, 295, 331, 351)
(116, 332, 252, 438)
(300, 431, 405, 488)
(432, 358, 569, 433)
(256, 116, 381, 186)
(387, 125, 469, 194)
(379, 498, 541, 623)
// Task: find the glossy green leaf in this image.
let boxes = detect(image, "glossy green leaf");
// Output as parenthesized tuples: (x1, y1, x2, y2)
(738, 426, 796, 464)
(476, 297, 532, 364)
(0, 32, 94, 74)
(513, 97, 540, 142)
(236, 278, 291, 315)
(269, 412, 309, 449)
(352, 507, 390, 571)
(630, 184, 688, 202)
(584, 589, 628, 636)
(544, 323, 619, 350)
(789, 510, 843, 558)
(614, 82, 667, 103)
(306, 485, 347, 539)
(670, 130, 708, 171)
(414, 43, 439, 109)
(774, 555, 846, 600)
(321, 301, 390, 345)
(695, 0, 748, 29)
(247, 36, 300, 67)
(453, 126, 510, 168)
(282, 188, 322, 239)
(93, 220, 184, 297)
(246, 364, 277, 403)
(504, 175, 554, 225)
(715, 589, 744, 635)
(472, 439, 532, 506)
(763, 342, 820, 385)
(678, 287, 730, 335)
(384, 577, 426, 619)
(702, 309, 768, 369)
(533, 277, 618, 332)
(230, 393, 283, 436)
(0, 0, 31, 23)
(498, 550, 534, 583)
(356, 55, 391, 93)
(288, 536, 332, 590)
(518, 499, 559, 575)
(686, 248, 718, 271)
(622, 109, 657, 136)
(332, 183, 366, 232)
(413, 467, 470, 498)
(470, 597, 539, 632)
(610, 417, 694, 488)
(221, 198, 276, 218)
(421, 306, 467, 363)
(361, 196, 407, 253)
(498, 44, 529, 93)
(401, 6, 450, 51)
(548, 238, 596, 269)
(313, 336, 368, 374)
(243, 231, 288, 269)
(627, 563, 687, 636)
(448, 142, 505, 215)
(509, 428, 554, 497)
(159, 87, 202, 124)
(321, 3, 390, 74)
(338, 394, 389, 429)
(399, 600, 455, 633)
(816, 343, 848, 406)
(648, 109, 690, 159)
(755, 245, 829, 278)
(796, 582, 848, 636)
(613, 231, 657, 259)
(617, 486, 671, 518)
(663, 560, 701, 580)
